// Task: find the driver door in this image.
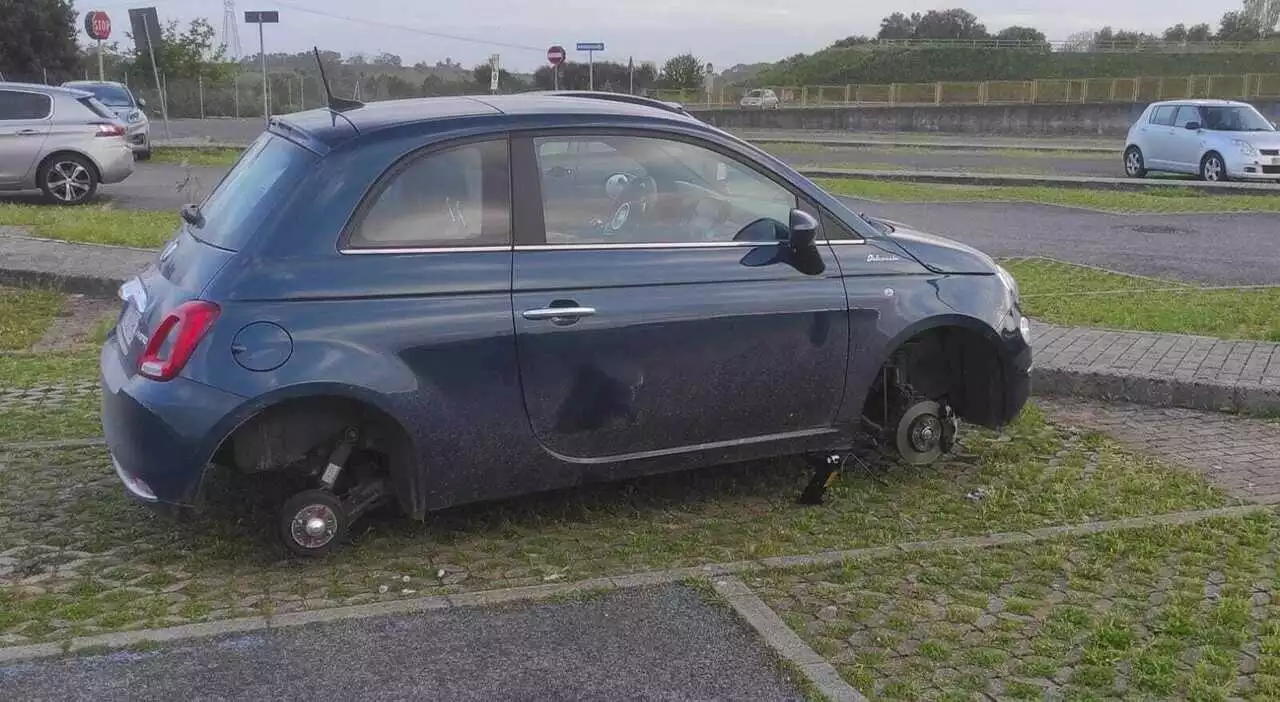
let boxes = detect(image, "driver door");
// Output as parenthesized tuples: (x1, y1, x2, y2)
(511, 131, 850, 462)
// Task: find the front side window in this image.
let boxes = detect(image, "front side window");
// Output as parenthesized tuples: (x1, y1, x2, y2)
(348, 140, 510, 249)
(0, 91, 52, 120)
(1200, 105, 1275, 132)
(534, 134, 797, 246)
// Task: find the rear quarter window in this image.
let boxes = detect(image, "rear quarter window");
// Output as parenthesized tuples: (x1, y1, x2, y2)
(1150, 106, 1177, 126)
(188, 133, 317, 251)
(0, 91, 52, 120)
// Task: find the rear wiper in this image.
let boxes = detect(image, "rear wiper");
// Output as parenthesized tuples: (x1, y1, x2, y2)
(180, 203, 205, 227)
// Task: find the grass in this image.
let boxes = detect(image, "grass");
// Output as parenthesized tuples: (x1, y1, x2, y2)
(0, 287, 62, 351)
(766, 142, 1109, 161)
(1004, 257, 1280, 342)
(0, 404, 1232, 643)
(149, 147, 242, 168)
(0, 204, 176, 248)
(748, 513, 1280, 701)
(816, 178, 1280, 214)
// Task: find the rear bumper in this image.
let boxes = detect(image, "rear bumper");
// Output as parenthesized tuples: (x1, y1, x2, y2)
(87, 138, 136, 183)
(100, 339, 244, 511)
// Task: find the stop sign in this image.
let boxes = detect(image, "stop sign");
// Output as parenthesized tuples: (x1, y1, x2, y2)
(547, 45, 566, 66)
(84, 10, 111, 41)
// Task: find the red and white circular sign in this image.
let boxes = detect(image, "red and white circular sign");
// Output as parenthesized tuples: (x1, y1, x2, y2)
(547, 45, 566, 66)
(84, 11, 112, 41)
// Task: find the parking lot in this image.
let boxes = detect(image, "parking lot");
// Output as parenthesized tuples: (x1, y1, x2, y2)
(3, 119, 1280, 700)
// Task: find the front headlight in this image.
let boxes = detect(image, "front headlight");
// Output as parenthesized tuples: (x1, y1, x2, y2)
(1233, 139, 1257, 157)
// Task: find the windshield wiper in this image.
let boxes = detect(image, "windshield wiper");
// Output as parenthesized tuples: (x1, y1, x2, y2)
(180, 203, 205, 227)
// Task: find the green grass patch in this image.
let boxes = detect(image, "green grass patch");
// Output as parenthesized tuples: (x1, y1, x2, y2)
(150, 147, 243, 168)
(0, 287, 62, 351)
(0, 404, 1231, 643)
(1004, 257, 1280, 341)
(748, 513, 1280, 700)
(817, 178, 1280, 213)
(0, 348, 100, 387)
(0, 204, 176, 248)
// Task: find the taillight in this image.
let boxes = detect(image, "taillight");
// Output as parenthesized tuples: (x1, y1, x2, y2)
(138, 301, 220, 381)
(95, 123, 125, 137)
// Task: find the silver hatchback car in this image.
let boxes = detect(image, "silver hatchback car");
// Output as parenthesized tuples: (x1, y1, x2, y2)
(1124, 99, 1280, 182)
(0, 82, 135, 204)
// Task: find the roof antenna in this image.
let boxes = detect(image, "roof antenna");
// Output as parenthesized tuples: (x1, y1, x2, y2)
(313, 46, 363, 112)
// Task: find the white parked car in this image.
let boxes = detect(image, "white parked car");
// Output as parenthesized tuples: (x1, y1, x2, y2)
(62, 81, 151, 160)
(740, 89, 780, 110)
(1124, 99, 1280, 182)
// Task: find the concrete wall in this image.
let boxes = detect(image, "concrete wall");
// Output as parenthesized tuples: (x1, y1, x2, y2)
(688, 100, 1280, 137)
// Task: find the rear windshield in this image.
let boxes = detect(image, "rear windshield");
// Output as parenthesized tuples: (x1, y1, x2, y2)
(189, 133, 316, 251)
(77, 97, 115, 119)
(71, 83, 135, 108)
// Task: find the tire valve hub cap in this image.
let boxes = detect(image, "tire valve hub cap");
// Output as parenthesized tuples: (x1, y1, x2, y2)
(293, 505, 337, 548)
(910, 416, 941, 452)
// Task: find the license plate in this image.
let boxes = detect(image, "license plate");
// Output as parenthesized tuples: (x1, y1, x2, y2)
(117, 303, 141, 352)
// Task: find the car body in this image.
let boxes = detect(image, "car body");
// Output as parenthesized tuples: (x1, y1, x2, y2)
(99, 92, 1032, 555)
(1124, 99, 1280, 181)
(0, 82, 135, 204)
(62, 80, 152, 159)
(740, 89, 780, 110)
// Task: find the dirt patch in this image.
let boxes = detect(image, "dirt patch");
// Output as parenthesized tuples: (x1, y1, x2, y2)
(31, 294, 118, 353)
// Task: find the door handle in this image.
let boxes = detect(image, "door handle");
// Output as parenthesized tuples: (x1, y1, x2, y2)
(522, 306, 596, 325)
(15, 128, 40, 136)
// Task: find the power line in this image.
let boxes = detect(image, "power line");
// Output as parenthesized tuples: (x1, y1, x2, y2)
(271, 1, 545, 53)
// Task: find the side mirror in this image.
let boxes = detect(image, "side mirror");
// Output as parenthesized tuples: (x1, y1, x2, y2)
(788, 209, 818, 250)
(137, 97, 147, 107)
(1185, 121, 1201, 131)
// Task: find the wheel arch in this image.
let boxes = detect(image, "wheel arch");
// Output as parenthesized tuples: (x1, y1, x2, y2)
(200, 383, 422, 516)
(36, 148, 103, 184)
(848, 314, 1015, 429)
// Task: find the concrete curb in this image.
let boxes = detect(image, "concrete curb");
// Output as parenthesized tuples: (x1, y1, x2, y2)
(0, 267, 124, 299)
(799, 168, 1280, 194)
(0, 504, 1265, 666)
(713, 576, 869, 701)
(1032, 366, 1280, 416)
(746, 136, 1115, 154)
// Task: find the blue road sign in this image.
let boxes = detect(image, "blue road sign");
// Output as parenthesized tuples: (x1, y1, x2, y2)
(575, 42, 605, 51)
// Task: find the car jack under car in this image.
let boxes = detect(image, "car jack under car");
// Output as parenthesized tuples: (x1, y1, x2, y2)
(797, 367, 960, 507)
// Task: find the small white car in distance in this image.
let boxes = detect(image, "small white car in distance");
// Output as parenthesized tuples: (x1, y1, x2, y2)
(1124, 99, 1280, 182)
(740, 89, 780, 110)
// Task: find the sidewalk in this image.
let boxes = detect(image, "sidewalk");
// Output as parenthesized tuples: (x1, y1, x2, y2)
(0, 228, 153, 298)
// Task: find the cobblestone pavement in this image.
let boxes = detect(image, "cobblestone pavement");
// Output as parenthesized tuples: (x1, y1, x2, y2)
(1041, 397, 1280, 504)
(749, 513, 1280, 700)
(0, 382, 98, 411)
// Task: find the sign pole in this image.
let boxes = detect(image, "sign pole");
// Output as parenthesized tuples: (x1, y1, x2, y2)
(554, 66, 559, 91)
(97, 39, 104, 81)
(588, 50, 594, 91)
(141, 20, 171, 141)
(259, 21, 268, 123)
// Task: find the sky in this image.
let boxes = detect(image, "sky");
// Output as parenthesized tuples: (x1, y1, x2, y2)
(86, 0, 1248, 72)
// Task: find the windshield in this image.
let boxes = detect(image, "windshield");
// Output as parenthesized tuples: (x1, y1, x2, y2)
(747, 90, 763, 97)
(71, 83, 135, 108)
(189, 133, 317, 251)
(1200, 106, 1275, 132)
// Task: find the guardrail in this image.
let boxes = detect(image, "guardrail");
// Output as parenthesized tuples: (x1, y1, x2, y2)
(650, 73, 1280, 108)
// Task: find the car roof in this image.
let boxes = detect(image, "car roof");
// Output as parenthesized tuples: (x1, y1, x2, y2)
(0, 81, 92, 98)
(1149, 99, 1251, 107)
(275, 92, 701, 150)
(63, 80, 129, 89)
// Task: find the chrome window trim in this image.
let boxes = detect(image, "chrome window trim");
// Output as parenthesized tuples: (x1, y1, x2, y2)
(338, 239, 865, 255)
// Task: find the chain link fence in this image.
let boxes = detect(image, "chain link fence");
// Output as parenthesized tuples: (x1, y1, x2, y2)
(650, 72, 1280, 108)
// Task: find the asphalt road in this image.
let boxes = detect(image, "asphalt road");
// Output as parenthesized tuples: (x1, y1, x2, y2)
(0, 585, 803, 702)
(845, 198, 1280, 285)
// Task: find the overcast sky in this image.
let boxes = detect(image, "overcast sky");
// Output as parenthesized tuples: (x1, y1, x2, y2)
(88, 0, 1246, 71)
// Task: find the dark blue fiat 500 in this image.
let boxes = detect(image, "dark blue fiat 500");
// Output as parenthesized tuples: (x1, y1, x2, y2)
(101, 92, 1031, 555)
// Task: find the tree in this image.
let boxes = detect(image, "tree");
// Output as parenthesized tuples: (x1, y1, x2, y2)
(0, 0, 79, 79)
(373, 52, 402, 68)
(472, 63, 530, 93)
(533, 60, 656, 92)
(1187, 23, 1214, 41)
(831, 35, 873, 48)
(660, 53, 704, 91)
(129, 18, 232, 82)
(1163, 23, 1188, 42)
(1242, 0, 1280, 33)
(995, 26, 1046, 43)
(914, 9, 989, 39)
(877, 12, 919, 39)
(1062, 30, 1097, 52)
(1217, 10, 1266, 40)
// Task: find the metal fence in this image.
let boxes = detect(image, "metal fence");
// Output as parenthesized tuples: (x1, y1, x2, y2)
(650, 73, 1280, 109)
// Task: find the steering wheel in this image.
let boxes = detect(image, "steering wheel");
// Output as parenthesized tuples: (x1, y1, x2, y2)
(602, 173, 659, 234)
